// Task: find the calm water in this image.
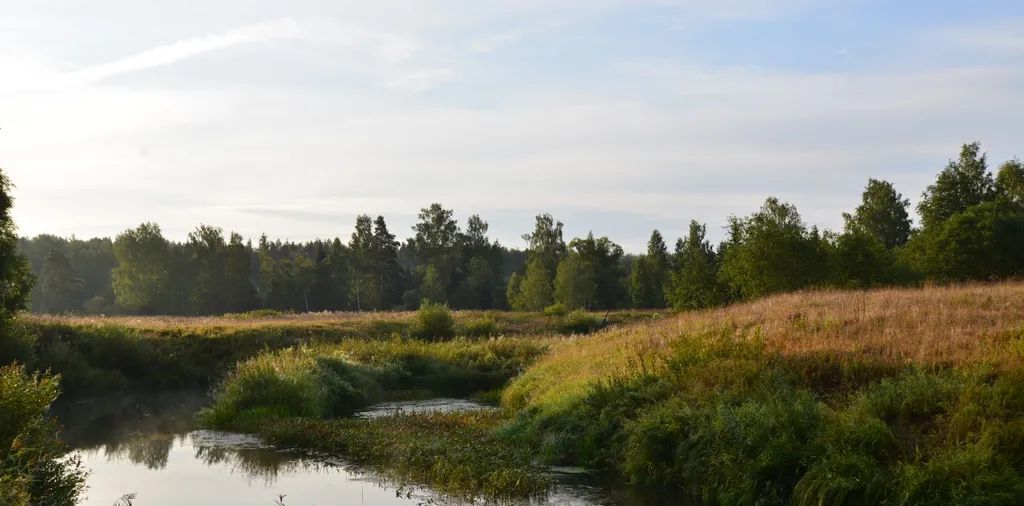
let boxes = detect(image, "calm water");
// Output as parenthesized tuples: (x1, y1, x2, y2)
(54, 392, 636, 506)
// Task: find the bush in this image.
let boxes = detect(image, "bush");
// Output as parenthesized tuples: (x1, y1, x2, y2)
(414, 302, 455, 341)
(460, 317, 498, 338)
(556, 310, 603, 335)
(0, 364, 86, 506)
(543, 303, 568, 317)
(222, 308, 292, 319)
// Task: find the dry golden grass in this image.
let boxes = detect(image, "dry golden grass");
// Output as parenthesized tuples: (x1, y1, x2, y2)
(25, 310, 418, 333)
(504, 282, 1024, 412)
(24, 309, 663, 337)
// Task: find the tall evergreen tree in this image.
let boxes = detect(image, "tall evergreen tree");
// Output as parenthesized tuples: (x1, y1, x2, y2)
(39, 250, 83, 314)
(629, 230, 669, 308)
(186, 225, 228, 314)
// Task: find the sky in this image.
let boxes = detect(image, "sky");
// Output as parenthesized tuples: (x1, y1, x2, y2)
(1, 1, 1022, 252)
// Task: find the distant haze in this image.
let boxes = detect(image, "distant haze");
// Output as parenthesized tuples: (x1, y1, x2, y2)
(1, 1, 1022, 251)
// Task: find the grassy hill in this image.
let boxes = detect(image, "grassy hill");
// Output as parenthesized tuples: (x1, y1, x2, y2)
(500, 282, 1024, 504)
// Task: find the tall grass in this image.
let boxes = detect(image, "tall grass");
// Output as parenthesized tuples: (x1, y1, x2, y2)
(260, 411, 549, 500)
(500, 282, 1024, 504)
(200, 337, 550, 430)
(16, 309, 660, 397)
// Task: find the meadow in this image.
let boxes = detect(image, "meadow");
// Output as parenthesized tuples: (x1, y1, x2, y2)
(4, 308, 659, 397)
(199, 282, 1024, 504)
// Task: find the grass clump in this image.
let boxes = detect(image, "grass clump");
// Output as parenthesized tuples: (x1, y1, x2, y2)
(556, 310, 605, 335)
(458, 317, 499, 338)
(0, 364, 86, 506)
(413, 302, 455, 341)
(200, 337, 550, 430)
(259, 411, 549, 500)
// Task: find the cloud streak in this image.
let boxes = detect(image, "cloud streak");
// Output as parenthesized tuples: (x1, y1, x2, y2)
(52, 17, 421, 89)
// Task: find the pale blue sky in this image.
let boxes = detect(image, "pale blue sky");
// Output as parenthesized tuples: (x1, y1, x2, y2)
(1, 1, 1021, 251)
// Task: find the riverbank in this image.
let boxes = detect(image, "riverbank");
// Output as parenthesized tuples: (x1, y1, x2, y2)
(202, 282, 1024, 504)
(4, 309, 659, 397)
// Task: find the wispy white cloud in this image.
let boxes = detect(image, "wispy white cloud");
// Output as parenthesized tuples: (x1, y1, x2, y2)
(26, 17, 421, 90)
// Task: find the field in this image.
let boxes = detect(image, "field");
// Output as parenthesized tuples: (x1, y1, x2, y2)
(10, 283, 1024, 503)
(6, 309, 660, 397)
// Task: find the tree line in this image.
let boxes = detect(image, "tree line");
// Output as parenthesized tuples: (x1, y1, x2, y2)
(19, 141, 1024, 315)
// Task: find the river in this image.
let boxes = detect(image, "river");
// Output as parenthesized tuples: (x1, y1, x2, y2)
(53, 392, 648, 506)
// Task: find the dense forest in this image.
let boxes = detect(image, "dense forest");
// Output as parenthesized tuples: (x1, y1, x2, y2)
(19, 142, 1024, 316)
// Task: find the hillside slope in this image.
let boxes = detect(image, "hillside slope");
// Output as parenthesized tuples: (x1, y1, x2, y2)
(503, 282, 1024, 505)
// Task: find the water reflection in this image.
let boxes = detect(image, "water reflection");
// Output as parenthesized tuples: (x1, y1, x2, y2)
(53, 392, 656, 505)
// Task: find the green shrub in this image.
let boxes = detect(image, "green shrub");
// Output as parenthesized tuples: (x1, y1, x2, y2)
(0, 364, 86, 506)
(198, 349, 381, 429)
(556, 310, 603, 335)
(413, 302, 455, 341)
(222, 308, 293, 319)
(543, 303, 568, 317)
(460, 317, 498, 338)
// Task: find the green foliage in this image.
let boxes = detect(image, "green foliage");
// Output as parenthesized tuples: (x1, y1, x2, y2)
(510, 257, 553, 311)
(997, 159, 1024, 204)
(843, 178, 912, 250)
(38, 250, 84, 314)
(665, 221, 729, 310)
(629, 230, 669, 308)
(506, 326, 1024, 506)
(566, 233, 627, 309)
(554, 251, 597, 309)
(112, 223, 174, 313)
(418, 265, 448, 304)
(556, 310, 604, 335)
(413, 301, 455, 341)
(19, 235, 115, 314)
(522, 213, 567, 278)
(543, 302, 567, 317)
(918, 142, 997, 229)
(909, 201, 1024, 281)
(201, 337, 549, 429)
(0, 172, 33, 323)
(459, 317, 498, 337)
(0, 365, 86, 506)
(719, 198, 828, 299)
(257, 411, 549, 500)
(828, 230, 894, 288)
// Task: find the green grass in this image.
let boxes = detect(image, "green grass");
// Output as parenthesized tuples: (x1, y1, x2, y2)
(198, 335, 553, 500)
(14, 309, 661, 397)
(257, 411, 549, 500)
(502, 328, 1024, 505)
(199, 337, 550, 429)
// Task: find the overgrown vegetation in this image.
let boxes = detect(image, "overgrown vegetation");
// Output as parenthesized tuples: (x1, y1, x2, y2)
(0, 168, 86, 505)
(197, 282, 1024, 503)
(9, 309, 653, 397)
(0, 365, 87, 506)
(258, 412, 549, 500)
(500, 283, 1024, 505)
(198, 337, 551, 499)
(199, 337, 549, 428)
